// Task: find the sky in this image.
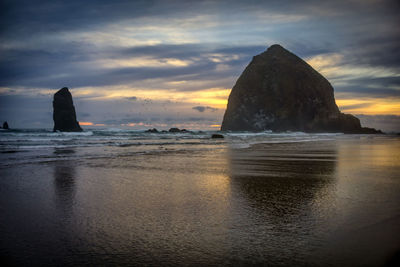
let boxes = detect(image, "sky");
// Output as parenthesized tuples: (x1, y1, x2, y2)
(0, 0, 399, 131)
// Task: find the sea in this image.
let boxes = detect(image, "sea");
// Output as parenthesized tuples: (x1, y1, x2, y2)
(0, 128, 344, 166)
(1, 129, 399, 266)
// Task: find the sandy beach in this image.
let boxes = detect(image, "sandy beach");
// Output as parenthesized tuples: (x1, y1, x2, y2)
(1, 132, 400, 266)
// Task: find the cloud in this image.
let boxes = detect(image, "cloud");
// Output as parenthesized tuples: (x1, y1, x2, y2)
(0, 42, 258, 89)
(339, 103, 374, 111)
(335, 85, 400, 99)
(1, 0, 400, 130)
(192, 106, 219, 112)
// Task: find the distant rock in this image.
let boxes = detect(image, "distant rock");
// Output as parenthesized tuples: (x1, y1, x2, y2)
(2, 121, 9, 129)
(145, 128, 159, 133)
(361, 127, 383, 134)
(211, 134, 224, 139)
(169, 127, 181, 133)
(53, 87, 82, 132)
(221, 44, 381, 134)
(168, 128, 191, 133)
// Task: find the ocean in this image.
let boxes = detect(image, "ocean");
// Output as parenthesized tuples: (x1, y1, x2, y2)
(0, 129, 342, 167)
(1, 129, 399, 266)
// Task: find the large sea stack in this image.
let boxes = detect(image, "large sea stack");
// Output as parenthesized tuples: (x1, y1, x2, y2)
(53, 87, 82, 132)
(221, 44, 381, 134)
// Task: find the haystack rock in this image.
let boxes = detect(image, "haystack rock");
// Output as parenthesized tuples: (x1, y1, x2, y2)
(221, 44, 381, 134)
(53, 87, 82, 132)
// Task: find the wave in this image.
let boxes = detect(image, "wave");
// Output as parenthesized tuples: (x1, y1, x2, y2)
(0, 128, 369, 153)
(0, 128, 387, 168)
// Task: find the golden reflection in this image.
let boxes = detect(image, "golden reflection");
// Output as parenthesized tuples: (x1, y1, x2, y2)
(86, 147, 232, 256)
(333, 138, 399, 212)
(330, 137, 400, 235)
(337, 138, 400, 169)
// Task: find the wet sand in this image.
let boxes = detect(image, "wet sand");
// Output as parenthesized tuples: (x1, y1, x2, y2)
(1, 136, 400, 266)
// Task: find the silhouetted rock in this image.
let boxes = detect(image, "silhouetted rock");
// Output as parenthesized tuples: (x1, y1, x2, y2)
(53, 87, 82, 132)
(211, 134, 224, 138)
(2, 121, 9, 129)
(361, 127, 383, 134)
(145, 128, 159, 133)
(221, 44, 381, 134)
(168, 128, 192, 133)
(169, 127, 181, 133)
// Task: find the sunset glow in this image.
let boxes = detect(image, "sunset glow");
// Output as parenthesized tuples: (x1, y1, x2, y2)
(79, 121, 94, 126)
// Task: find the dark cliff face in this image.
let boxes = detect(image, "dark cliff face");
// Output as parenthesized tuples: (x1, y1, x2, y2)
(53, 87, 82, 132)
(221, 44, 381, 134)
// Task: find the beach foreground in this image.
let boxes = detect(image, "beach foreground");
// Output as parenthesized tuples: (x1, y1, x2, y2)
(1, 131, 399, 266)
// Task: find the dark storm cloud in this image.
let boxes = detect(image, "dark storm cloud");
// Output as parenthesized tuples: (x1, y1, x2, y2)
(361, 77, 400, 88)
(340, 38, 400, 69)
(0, 42, 257, 89)
(1, 1, 399, 85)
(0, 0, 317, 34)
(0, 0, 185, 36)
(335, 85, 400, 98)
(334, 76, 400, 98)
(0, 45, 95, 86)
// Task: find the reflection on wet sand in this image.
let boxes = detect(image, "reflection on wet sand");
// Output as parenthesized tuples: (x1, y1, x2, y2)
(1, 138, 399, 266)
(53, 148, 76, 217)
(224, 138, 400, 266)
(225, 141, 338, 264)
(322, 138, 400, 266)
(228, 142, 337, 212)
